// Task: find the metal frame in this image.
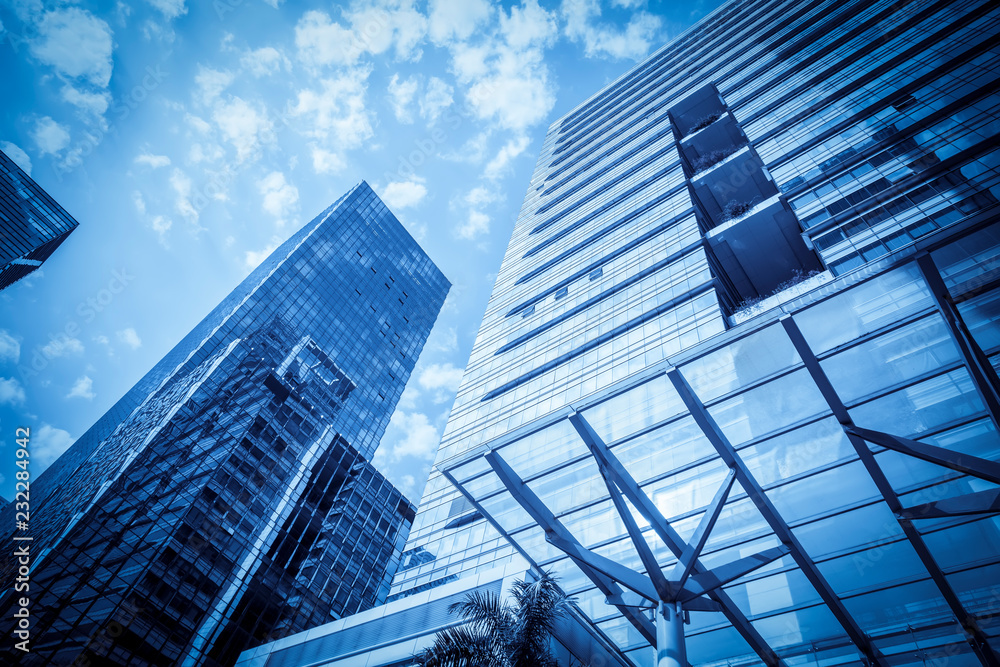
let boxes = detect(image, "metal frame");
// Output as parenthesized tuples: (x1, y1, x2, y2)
(440, 250, 1000, 667)
(916, 253, 1000, 430)
(665, 366, 887, 667)
(781, 314, 1000, 667)
(485, 447, 787, 667)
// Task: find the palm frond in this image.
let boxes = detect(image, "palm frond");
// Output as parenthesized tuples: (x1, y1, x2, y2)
(415, 624, 504, 667)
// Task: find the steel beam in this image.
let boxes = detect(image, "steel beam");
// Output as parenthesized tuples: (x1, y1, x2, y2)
(916, 253, 1000, 430)
(669, 469, 736, 589)
(846, 425, 1000, 486)
(485, 450, 657, 645)
(781, 314, 999, 666)
(570, 412, 782, 667)
(667, 365, 886, 666)
(899, 488, 1000, 519)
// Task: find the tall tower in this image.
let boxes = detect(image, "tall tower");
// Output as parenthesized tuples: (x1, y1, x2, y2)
(0, 182, 449, 666)
(242, 0, 1000, 665)
(0, 148, 79, 290)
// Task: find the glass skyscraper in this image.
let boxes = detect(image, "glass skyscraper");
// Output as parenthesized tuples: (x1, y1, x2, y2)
(0, 182, 449, 666)
(0, 148, 79, 290)
(242, 0, 1000, 665)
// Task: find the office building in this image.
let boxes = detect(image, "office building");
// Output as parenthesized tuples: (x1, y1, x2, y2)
(0, 182, 448, 665)
(241, 0, 1000, 665)
(0, 148, 79, 290)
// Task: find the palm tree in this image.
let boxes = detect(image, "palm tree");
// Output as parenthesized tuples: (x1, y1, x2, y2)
(415, 572, 573, 667)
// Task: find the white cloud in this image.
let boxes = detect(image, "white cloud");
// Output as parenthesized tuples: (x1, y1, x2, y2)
(309, 145, 346, 175)
(562, 0, 662, 61)
(32, 424, 74, 471)
(484, 134, 531, 180)
(245, 237, 281, 269)
(295, 10, 359, 68)
(241, 46, 289, 77)
(0, 331, 20, 363)
(456, 210, 490, 240)
(384, 410, 440, 460)
(295, 2, 426, 69)
(257, 171, 299, 223)
(32, 117, 70, 155)
(344, 0, 426, 62)
(418, 362, 464, 393)
(213, 96, 274, 162)
(465, 185, 497, 208)
(387, 73, 418, 123)
(146, 0, 187, 20)
(0, 377, 26, 405)
(420, 76, 453, 121)
(134, 152, 170, 168)
(381, 178, 427, 209)
(194, 66, 234, 106)
(117, 327, 142, 349)
(151, 215, 172, 246)
(30, 8, 114, 87)
(60, 84, 111, 119)
(41, 335, 84, 358)
(170, 168, 199, 223)
(0, 142, 32, 175)
(290, 69, 373, 150)
(428, 0, 491, 44)
(451, 2, 558, 133)
(66, 375, 96, 400)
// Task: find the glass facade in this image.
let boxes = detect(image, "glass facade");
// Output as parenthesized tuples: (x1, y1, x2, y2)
(380, 0, 1000, 665)
(0, 147, 79, 290)
(0, 182, 449, 665)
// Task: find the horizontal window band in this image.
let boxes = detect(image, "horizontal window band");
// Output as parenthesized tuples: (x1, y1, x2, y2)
(542, 117, 674, 201)
(803, 136, 1000, 239)
(525, 172, 687, 259)
(553, 0, 807, 148)
(497, 241, 706, 355)
(754, 45, 993, 183)
(532, 147, 680, 234)
(509, 208, 697, 314)
(481, 280, 718, 402)
(745, 0, 994, 148)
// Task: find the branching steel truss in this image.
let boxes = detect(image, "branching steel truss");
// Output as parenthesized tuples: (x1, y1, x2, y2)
(472, 260, 1000, 667)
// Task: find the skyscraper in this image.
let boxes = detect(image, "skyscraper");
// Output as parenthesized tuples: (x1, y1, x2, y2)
(241, 0, 1000, 665)
(0, 148, 79, 290)
(0, 182, 449, 665)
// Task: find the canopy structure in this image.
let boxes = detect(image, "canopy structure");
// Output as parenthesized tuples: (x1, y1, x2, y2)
(441, 239, 1000, 667)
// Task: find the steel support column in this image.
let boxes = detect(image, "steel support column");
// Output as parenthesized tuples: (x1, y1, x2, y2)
(569, 412, 783, 666)
(657, 601, 686, 667)
(780, 314, 999, 666)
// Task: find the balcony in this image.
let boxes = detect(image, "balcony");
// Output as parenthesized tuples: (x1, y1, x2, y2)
(706, 195, 823, 302)
(669, 82, 727, 137)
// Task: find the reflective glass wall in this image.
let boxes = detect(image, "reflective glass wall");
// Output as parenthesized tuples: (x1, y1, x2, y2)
(0, 182, 448, 665)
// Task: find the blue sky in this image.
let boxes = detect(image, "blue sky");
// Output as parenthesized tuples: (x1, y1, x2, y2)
(0, 0, 723, 503)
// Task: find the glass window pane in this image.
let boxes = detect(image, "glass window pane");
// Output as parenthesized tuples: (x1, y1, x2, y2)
(680, 323, 800, 402)
(820, 314, 961, 403)
(766, 460, 880, 524)
(612, 415, 717, 485)
(741, 417, 855, 487)
(583, 373, 686, 443)
(848, 368, 985, 436)
(710, 369, 829, 446)
(795, 264, 932, 354)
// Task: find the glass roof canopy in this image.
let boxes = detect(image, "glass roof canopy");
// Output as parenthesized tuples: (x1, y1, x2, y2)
(441, 228, 1000, 667)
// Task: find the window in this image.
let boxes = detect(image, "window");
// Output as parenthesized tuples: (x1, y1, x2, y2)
(555, 287, 569, 300)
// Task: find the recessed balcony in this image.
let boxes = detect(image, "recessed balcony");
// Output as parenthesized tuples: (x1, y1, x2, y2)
(690, 145, 779, 228)
(706, 195, 824, 302)
(680, 111, 746, 170)
(669, 82, 727, 137)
